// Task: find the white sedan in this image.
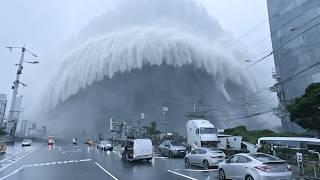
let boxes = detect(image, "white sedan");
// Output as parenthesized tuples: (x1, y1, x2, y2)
(184, 148, 226, 169)
(218, 153, 292, 180)
(97, 141, 113, 151)
(22, 139, 32, 146)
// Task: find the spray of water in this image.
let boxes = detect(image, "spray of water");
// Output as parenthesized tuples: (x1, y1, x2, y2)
(28, 0, 279, 137)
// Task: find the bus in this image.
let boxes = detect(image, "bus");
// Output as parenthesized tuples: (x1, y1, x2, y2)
(257, 137, 320, 151)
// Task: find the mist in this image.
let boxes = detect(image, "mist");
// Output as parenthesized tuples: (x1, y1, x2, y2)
(27, 0, 278, 138)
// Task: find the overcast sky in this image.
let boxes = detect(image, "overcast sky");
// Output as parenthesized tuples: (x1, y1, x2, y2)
(0, 0, 274, 112)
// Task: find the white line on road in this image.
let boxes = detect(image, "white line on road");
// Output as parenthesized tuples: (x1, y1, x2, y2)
(153, 157, 168, 159)
(62, 149, 82, 154)
(168, 170, 198, 180)
(173, 168, 218, 172)
(0, 165, 26, 180)
(95, 162, 119, 180)
(0, 158, 92, 179)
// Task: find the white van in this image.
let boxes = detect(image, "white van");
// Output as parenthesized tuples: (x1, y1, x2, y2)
(121, 139, 153, 161)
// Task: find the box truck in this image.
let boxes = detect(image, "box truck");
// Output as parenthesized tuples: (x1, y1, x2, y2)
(186, 119, 218, 149)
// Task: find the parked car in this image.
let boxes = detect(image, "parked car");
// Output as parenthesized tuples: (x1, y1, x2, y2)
(97, 140, 113, 151)
(120, 139, 153, 161)
(158, 140, 186, 157)
(48, 136, 55, 145)
(22, 139, 32, 146)
(184, 148, 226, 169)
(0, 143, 6, 153)
(218, 153, 292, 180)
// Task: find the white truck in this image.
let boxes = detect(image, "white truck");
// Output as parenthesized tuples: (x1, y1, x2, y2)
(186, 119, 218, 149)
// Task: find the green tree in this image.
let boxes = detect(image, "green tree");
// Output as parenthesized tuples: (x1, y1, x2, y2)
(144, 121, 161, 135)
(287, 83, 320, 132)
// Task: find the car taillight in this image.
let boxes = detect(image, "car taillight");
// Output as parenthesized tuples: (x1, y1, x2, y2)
(255, 165, 272, 172)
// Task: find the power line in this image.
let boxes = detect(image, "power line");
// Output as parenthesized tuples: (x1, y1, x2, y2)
(239, 18, 320, 73)
(250, 6, 320, 49)
(280, 59, 320, 85)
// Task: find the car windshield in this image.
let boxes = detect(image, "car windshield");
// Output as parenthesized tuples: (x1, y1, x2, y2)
(101, 141, 110, 144)
(23, 139, 29, 142)
(170, 141, 182, 146)
(249, 153, 280, 162)
(200, 127, 216, 134)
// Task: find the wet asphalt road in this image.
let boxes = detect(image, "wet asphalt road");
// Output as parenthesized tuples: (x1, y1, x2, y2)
(0, 143, 219, 180)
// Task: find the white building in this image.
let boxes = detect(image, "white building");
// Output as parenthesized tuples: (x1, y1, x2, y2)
(0, 94, 7, 129)
(5, 95, 23, 134)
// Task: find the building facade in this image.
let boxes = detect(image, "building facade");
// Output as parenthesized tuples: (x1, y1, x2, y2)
(5, 95, 22, 134)
(267, 0, 320, 131)
(0, 94, 7, 129)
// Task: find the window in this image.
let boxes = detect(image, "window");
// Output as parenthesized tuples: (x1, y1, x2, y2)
(191, 149, 198, 154)
(199, 127, 217, 134)
(228, 155, 239, 163)
(237, 156, 251, 163)
(196, 128, 199, 135)
(170, 141, 182, 146)
(198, 149, 207, 154)
(249, 153, 280, 162)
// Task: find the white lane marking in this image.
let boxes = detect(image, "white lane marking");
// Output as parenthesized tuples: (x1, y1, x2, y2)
(0, 147, 38, 172)
(153, 157, 168, 159)
(173, 168, 217, 172)
(0, 155, 14, 163)
(168, 170, 198, 180)
(79, 158, 91, 162)
(0, 158, 92, 179)
(95, 162, 119, 180)
(62, 149, 81, 154)
(0, 165, 25, 180)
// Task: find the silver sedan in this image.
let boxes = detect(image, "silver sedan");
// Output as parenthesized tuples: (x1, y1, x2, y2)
(184, 148, 226, 169)
(159, 140, 187, 158)
(218, 153, 292, 180)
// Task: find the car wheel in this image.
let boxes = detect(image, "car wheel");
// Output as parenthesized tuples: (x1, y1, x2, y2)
(185, 158, 191, 166)
(219, 169, 226, 180)
(203, 160, 209, 170)
(245, 175, 254, 180)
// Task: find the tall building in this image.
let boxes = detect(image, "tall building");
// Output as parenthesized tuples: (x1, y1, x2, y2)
(267, 0, 320, 132)
(0, 94, 7, 129)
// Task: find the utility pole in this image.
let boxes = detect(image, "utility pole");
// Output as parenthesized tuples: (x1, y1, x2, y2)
(6, 46, 38, 138)
(161, 100, 168, 134)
